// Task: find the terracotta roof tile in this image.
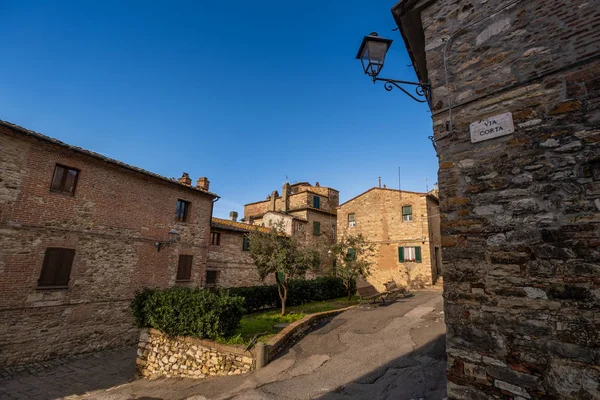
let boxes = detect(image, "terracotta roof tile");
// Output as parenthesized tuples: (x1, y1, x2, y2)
(211, 218, 271, 233)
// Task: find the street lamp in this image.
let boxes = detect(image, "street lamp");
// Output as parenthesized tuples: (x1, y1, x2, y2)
(155, 229, 180, 252)
(356, 32, 431, 104)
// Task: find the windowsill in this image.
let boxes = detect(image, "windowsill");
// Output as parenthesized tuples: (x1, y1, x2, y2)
(36, 285, 69, 290)
(176, 280, 191, 283)
(49, 190, 75, 197)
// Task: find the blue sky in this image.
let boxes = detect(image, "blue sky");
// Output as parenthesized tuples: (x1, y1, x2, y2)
(0, 0, 437, 218)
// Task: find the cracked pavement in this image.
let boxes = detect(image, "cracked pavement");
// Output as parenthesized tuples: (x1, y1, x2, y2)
(82, 291, 446, 400)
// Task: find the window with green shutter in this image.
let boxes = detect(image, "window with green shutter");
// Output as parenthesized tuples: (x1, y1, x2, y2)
(313, 196, 320, 209)
(346, 248, 356, 261)
(402, 205, 412, 222)
(399, 246, 422, 263)
(313, 221, 320, 236)
(242, 236, 250, 251)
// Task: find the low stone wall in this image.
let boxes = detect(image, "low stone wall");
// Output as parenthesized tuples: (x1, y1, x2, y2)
(136, 328, 255, 379)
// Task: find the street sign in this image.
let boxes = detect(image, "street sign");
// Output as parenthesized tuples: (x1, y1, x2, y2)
(470, 112, 514, 143)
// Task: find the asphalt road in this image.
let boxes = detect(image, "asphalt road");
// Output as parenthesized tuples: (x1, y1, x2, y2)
(83, 291, 447, 400)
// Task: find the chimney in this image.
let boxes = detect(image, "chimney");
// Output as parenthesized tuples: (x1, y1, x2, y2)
(270, 190, 278, 211)
(383, 184, 387, 189)
(378, 177, 381, 188)
(282, 182, 290, 212)
(196, 177, 210, 191)
(315, 182, 320, 187)
(178, 172, 192, 186)
(229, 211, 238, 222)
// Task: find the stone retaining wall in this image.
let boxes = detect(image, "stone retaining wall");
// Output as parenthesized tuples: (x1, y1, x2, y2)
(136, 328, 255, 379)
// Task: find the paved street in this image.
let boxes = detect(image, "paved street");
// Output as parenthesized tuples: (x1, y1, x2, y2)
(0, 291, 446, 400)
(0, 346, 137, 399)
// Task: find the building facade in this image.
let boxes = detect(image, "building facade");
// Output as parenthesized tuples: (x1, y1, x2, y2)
(393, 0, 600, 398)
(337, 187, 441, 291)
(0, 121, 216, 368)
(208, 217, 272, 288)
(244, 182, 339, 243)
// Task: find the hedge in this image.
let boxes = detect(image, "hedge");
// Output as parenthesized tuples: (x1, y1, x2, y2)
(225, 276, 356, 314)
(131, 287, 244, 339)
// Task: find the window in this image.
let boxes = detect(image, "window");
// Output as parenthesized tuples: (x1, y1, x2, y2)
(38, 248, 75, 287)
(176, 255, 193, 282)
(402, 205, 413, 222)
(398, 246, 421, 263)
(50, 165, 79, 195)
(332, 224, 336, 239)
(313, 196, 320, 209)
(348, 213, 356, 228)
(211, 232, 221, 245)
(176, 199, 190, 222)
(346, 248, 356, 261)
(313, 221, 321, 236)
(242, 236, 250, 251)
(205, 270, 218, 288)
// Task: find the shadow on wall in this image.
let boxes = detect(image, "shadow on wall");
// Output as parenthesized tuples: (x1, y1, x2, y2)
(318, 333, 447, 400)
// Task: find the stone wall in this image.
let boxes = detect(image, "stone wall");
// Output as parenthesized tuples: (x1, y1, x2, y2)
(393, 0, 600, 398)
(136, 328, 254, 379)
(337, 188, 440, 291)
(0, 124, 215, 367)
(207, 228, 265, 287)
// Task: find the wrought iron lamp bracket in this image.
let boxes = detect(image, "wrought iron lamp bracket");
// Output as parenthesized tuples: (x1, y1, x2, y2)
(372, 77, 431, 105)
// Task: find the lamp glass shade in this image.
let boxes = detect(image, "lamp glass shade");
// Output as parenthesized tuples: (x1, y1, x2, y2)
(168, 229, 180, 243)
(356, 34, 393, 78)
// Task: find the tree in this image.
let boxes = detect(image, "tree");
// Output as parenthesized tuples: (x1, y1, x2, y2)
(247, 221, 320, 315)
(329, 233, 376, 300)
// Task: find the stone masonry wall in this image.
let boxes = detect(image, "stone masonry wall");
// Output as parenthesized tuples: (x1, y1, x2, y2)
(207, 228, 265, 287)
(136, 328, 254, 379)
(337, 189, 439, 291)
(0, 126, 214, 367)
(394, 0, 600, 398)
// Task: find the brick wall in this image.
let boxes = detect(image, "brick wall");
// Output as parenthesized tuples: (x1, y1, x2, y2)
(394, 0, 600, 398)
(337, 189, 440, 291)
(0, 126, 214, 367)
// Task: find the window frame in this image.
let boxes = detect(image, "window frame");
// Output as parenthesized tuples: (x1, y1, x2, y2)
(211, 232, 221, 245)
(313, 221, 321, 236)
(402, 205, 413, 222)
(176, 254, 193, 282)
(398, 246, 422, 263)
(37, 248, 76, 288)
(348, 213, 356, 228)
(242, 236, 250, 251)
(205, 270, 218, 288)
(50, 164, 80, 196)
(313, 196, 320, 209)
(175, 199, 190, 222)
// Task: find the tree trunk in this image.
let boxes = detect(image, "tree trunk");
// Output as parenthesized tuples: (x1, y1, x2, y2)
(344, 281, 351, 301)
(277, 282, 288, 316)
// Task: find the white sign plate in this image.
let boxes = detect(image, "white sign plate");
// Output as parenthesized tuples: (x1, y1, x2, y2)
(470, 112, 514, 143)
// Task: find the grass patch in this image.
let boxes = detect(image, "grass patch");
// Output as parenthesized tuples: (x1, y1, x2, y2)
(217, 296, 359, 345)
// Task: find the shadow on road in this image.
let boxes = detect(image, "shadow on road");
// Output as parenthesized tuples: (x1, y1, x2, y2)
(317, 334, 447, 400)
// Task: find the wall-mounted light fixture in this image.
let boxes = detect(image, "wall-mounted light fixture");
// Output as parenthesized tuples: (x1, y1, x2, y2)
(356, 32, 431, 105)
(155, 229, 180, 252)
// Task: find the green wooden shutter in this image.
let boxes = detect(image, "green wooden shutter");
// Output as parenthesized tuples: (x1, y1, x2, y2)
(398, 247, 404, 262)
(415, 246, 422, 263)
(313, 196, 320, 209)
(313, 221, 320, 236)
(347, 248, 356, 261)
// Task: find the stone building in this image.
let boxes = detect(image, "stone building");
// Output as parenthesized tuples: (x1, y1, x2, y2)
(0, 120, 217, 368)
(392, 0, 600, 398)
(337, 187, 441, 291)
(208, 215, 272, 288)
(244, 182, 339, 243)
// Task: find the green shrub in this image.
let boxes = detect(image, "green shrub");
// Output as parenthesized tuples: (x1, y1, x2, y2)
(130, 287, 244, 339)
(225, 276, 353, 313)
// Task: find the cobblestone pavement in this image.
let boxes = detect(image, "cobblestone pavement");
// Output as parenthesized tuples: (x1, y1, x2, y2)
(0, 346, 137, 399)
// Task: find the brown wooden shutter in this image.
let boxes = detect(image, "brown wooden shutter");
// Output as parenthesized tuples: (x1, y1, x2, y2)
(177, 255, 193, 281)
(39, 248, 75, 287)
(56, 249, 75, 285)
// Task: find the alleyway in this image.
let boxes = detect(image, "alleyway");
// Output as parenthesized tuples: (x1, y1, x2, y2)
(1, 291, 446, 400)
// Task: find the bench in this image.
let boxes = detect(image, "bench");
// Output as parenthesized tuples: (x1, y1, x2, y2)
(357, 281, 412, 305)
(383, 280, 412, 299)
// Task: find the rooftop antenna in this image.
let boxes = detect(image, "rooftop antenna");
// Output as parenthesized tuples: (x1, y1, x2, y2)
(398, 167, 402, 199)
(425, 177, 429, 192)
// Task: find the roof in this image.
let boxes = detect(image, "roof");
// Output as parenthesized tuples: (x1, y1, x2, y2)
(0, 120, 219, 198)
(338, 187, 437, 208)
(263, 211, 309, 222)
(211, 218, 271, 233)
